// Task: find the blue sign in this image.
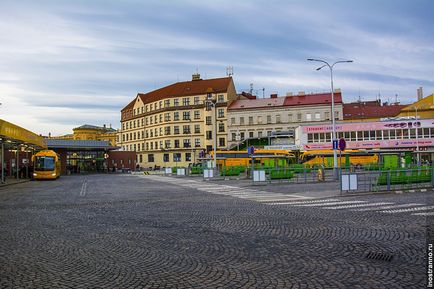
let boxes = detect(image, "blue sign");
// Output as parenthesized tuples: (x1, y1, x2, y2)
(332, 140, 338, 150)
(248, 146, 255, 156)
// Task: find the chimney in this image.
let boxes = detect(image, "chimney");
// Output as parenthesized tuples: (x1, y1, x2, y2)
(270, 93, 278, 99)
(417, 87, 423, 100)
(298, 91, 305, 95)
(192, 73, 201, 81)
(48, 132, 51, 138)
(286, 92, 293, 96)
(103, 124, 106, 129)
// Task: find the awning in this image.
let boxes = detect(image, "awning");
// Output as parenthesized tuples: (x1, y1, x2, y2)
(0, 119, 46, 150)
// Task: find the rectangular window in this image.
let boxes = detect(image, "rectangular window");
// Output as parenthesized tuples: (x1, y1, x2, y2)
(183, 125, 191, 134)
(257, 116, 262, 124)
(164, 99, 170, 107)
(350, 131, 356, 141)
(174, 99, 179, 107)
(231, 133, 236, 141)
(164, 113, 171, 122)
(249, 131, 254, 138)
(174, 140, 180, 148)
(148, 154, 154, 162)
(230, 117, 235, 125)
(308, 133, 313, 143)
(163, 154, 169, 162)
(165, 140, 171, 149)
(315, 112, 321, 120)
(389, 129, 396, 139)
(194, 97, 200, 105)
(306, 113, 312, 121)
(258, 131, 262, 138)
(194, 110, 200, 119)
(174, 126, 180, 134)
(195, 138, 200, 147)
(240, 132, 245, 140)
(183, 139, 191, 148)
(185, 153, 191, 162)
(423, 128, 430, 138)
(376, 130, 382, 140)
(240, 117, 244, 125)
(219, 138, 225, 147)
(276, 115, 281, 123)
(218, 123, 225, 132)
(383, 130, 389, 140)
(206, 116, 212, 125)
(324, 111, 330, 120)
(206, 131, 212, 140)
(249, 116, 253, 125)
(159, 114, 163, 123)
(218, 109, 224, 118)
(267, 115, 272, 124)
(217, 94, 225, 102)
(173, 153, 181, 162)
(194, 124, 200, 133)
(174, 112, 179, 121)
(182, 98, 190, 106)
(165, 126, 171, 135)
(183, 111, 190, 120)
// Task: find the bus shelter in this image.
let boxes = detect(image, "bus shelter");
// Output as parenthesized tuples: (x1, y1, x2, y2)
(0, 119, 46, 183)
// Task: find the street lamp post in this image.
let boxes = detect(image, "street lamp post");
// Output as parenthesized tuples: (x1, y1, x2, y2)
(206, 89, 217, 169)
(307, 58, 353, 179)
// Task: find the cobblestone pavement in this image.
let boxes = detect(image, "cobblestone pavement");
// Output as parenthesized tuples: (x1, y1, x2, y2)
(0, 174, 431, 288)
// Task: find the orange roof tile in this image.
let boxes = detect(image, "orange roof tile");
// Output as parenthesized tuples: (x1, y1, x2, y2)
(122, 77, 233, 111)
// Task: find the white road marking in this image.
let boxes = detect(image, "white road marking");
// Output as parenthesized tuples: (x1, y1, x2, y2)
(322, 202, 394, 210)
(295, 201, 366, 207)
(412, 211, 434, 216)
(380, 206, 434, 214)
(353, 203, 425, 212)
(79, 179, 87, 197)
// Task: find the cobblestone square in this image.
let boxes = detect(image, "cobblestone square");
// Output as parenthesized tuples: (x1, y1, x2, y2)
(0, 174, 431, 288)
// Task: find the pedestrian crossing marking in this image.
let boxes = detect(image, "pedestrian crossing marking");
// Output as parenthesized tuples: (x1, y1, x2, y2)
(322, 202, 394, 210)
(353, 203, 425, 212)
(295, 201, 366, 207)
(412, 212, 434, 216)
(138, 175, 430, 217)
(379, 205, 434, 214)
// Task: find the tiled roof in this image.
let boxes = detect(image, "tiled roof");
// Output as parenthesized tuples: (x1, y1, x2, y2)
(228, 97, 285, 109)
(283, 92, 342, 106)
(343, 103, 406, 120)
(228, 92, 342, 110)
(122, 77, 233, 111)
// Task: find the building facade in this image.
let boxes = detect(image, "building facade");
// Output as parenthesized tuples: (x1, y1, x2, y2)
(227, 91, 344, 149)
(53, 124, 118, 146)
(119, 75, 238, 168)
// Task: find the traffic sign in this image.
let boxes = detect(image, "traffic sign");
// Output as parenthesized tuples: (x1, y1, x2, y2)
(338, 138, 346, 151)
(332, 140, 338, 150)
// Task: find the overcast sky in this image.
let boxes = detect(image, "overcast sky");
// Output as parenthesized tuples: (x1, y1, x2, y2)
(1, 0, 433, 135)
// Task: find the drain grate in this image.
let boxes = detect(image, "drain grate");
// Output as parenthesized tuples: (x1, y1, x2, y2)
(365, 251, 394, 262)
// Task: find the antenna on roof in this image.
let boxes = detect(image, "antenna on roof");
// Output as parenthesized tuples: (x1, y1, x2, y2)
(262, 88, 265, 98)
(395, 93, 398, 104)
(226, 66, 233, 76)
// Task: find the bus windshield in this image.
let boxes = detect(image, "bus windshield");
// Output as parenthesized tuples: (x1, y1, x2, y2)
(34, 156, 55, 171)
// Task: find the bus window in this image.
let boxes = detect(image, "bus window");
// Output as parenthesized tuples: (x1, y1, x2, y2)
(34, 156, 55, 171)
